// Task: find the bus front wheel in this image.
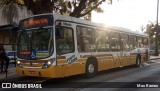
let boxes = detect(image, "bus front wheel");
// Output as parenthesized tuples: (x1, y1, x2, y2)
(85, 60, 97, 78)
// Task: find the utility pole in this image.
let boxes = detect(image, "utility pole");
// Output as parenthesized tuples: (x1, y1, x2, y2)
(155, 0, 159, 56)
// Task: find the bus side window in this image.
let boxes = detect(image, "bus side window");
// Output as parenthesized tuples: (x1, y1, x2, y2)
(130, 35, 134, 50)
(56, 28, 64, 39)
(143, 37, 149, 47)
(76, 26, 96, 52)
(56, 27, 74, 55)
(120, 33, 130, 51)
(129, 35, 137, 50)
(110, 31, 120, 51)
(95, 30, 110, 52)
(137, 36, 143, 47)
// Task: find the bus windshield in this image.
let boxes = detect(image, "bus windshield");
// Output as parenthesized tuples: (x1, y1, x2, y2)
(17, 27, 53, 59)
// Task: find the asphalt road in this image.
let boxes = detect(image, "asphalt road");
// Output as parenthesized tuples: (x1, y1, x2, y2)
(1, 60, 160, 91)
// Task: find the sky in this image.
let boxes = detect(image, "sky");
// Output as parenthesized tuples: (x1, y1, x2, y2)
(92, 0, 158, 31)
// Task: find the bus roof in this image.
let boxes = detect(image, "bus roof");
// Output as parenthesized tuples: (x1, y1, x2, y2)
(21, 13, 148, 37)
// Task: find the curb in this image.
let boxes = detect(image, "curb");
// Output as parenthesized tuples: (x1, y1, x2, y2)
(150, 58, 160, 60)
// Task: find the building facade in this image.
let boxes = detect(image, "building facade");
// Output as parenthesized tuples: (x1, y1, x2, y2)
(0, 6, 32, 51)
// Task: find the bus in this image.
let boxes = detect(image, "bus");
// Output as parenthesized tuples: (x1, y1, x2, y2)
(16, 13, 149, 78)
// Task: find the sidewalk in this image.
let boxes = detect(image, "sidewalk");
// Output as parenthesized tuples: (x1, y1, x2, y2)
(150, 55, 160, 60)
(0, 67, 16, 79)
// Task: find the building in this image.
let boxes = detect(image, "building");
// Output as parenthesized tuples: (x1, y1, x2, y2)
(0, 25, 18, 51)
(0, 6, 32, 51)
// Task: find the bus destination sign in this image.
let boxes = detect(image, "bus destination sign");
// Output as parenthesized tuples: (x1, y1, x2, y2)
(19, 15, 53, 29)
(24, 19, 48, 27)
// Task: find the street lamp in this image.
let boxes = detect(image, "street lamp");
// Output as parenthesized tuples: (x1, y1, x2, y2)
(155, 0, 159, 56)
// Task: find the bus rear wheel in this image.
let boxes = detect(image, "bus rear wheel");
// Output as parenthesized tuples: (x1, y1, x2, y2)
(135, 55, 141, 67)
(85, 60, 97, 78)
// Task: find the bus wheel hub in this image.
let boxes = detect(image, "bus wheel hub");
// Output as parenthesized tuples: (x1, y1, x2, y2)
(88, 64, 94, 73)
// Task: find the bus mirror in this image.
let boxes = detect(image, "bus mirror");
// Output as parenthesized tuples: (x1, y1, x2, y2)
(56, 28, 64, 39)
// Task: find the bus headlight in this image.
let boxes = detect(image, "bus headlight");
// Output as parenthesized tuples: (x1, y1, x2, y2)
(17, 61, 21, 64)
(17, 60, 23, 68)
(42, 59, 55, 69)
(47, 61, 51, 65)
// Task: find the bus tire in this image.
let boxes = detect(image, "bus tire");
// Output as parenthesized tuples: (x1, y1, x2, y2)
(85, 58, 97, 78)
(135, 55, 141, 67)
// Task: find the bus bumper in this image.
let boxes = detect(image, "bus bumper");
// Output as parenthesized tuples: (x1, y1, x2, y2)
(16, 66, 67, 78)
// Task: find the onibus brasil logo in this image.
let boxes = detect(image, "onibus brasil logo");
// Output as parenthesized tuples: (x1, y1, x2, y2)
(2, 83, 42, 88)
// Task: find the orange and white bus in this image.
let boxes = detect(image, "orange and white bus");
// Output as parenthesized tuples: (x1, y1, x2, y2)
(16, 13, 149, 78)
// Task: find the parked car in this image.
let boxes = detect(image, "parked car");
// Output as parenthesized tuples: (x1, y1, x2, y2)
(6, 51, 17, 63)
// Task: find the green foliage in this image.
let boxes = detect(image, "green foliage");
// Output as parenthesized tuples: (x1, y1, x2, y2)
(22, 0, 112, 18)
(1, 0, 113, 16)
(0, 0, 113, 24)
(145, 22, 160, 44)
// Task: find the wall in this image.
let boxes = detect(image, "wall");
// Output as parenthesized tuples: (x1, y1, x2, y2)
(0, 6, 32, 51)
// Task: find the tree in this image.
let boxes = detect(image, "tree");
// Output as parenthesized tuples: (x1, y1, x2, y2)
(0, 0, 21, 24)
(145, 23, 155, 44)
(23, 0, 113, 18)
(145, 22, 160, 47)
(0, 0, 113, 24)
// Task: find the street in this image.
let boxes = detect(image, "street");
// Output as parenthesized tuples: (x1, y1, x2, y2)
(0, 59, 160, 91)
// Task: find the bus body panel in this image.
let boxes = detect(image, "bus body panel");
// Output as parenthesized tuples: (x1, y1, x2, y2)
(16, 13, 150, 78)
(16, 63, 83, 78)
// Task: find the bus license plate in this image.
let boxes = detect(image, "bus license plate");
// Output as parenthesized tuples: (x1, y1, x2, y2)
(28, 71, 35, 74)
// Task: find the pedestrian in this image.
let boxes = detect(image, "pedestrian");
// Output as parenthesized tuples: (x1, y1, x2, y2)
(0, 44, 4, 72)
(0, 44, 10, 72)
